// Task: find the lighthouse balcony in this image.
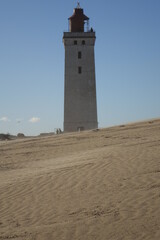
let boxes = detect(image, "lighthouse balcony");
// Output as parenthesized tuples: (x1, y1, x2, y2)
(63, 32, 95, 38)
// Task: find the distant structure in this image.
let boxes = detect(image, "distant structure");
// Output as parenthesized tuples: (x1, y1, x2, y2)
(17, 133, 25, 138)
(63, 3, 98, 132)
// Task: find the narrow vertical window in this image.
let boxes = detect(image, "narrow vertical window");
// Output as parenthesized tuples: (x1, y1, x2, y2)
(74, 40, 77, 45)
(82, 40, 85, 45)
(78, 51, 81, 59)
(78, 66, 82, 74)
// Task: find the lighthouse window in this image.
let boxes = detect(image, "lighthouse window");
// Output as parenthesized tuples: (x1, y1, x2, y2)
(74, 40, 77, 45)
(78, 66, 82, 74)
(82, 40, 85, 45)
(78, 51, 81, 59)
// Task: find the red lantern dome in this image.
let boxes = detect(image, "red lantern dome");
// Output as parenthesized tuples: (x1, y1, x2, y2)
(68, 3, 89, 32)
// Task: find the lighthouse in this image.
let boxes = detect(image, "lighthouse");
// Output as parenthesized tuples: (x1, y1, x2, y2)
(63, 3, 98, 132)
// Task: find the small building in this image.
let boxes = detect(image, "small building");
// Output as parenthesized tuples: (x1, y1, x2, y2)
(63, 3, 98, 132)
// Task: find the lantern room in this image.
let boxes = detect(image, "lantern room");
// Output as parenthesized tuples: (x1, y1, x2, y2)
(68, 3, 89, 32)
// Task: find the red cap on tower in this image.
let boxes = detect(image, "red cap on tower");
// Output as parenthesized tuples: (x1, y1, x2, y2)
(68, 3, 89, 32)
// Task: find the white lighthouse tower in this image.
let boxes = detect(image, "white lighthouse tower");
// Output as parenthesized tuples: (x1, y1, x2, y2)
(63, 3, 98, 132)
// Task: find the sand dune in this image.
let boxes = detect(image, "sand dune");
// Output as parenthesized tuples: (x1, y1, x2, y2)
(0, 119, 160, 239)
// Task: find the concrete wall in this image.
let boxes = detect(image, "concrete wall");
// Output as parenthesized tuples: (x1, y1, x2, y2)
(63, 32, 98, 132)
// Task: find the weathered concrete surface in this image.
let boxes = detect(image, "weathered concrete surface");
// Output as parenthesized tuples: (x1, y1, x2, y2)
(63, 32, 98, 132)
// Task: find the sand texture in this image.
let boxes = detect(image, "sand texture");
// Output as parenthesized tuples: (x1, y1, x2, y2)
(0, 119, 160, 240)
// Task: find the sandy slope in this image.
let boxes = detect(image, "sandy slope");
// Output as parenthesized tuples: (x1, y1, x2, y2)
(0, 119, 160, 240)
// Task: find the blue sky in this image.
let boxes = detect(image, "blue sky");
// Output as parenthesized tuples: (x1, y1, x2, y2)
(0, 0, 160, 135)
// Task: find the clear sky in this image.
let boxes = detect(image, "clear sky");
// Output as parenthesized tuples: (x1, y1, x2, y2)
(0, 0, 160, 135)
